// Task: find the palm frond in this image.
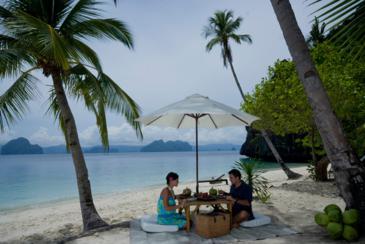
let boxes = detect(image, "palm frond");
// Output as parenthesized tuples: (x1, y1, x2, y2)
(239, 34, 252, 44)
(46, 88, 70, 152)
(205, 37, 221, 52)
(68, 38, 103, 72)
(228, 34, 252, 45)
(69, 18, 134, 49)
(203, 10, 251, 66)
(234, 159, 270, 200)
(0, 68, 39, 132)
(66, 69, 110, 150)
(309, 0, 365, 57)
(5, 10, 72, 69)
(66, 64, 142, 145)
(60, 0, 102, 31)
(0, 48, 35, 78)
(0, 5, 13, 19)
(96, 100, 109, 150)
(226, 16, 242, 33)
(98, 72, 142, 139)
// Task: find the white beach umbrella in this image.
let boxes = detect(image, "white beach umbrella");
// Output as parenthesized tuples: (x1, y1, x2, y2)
(136, 94, 259, 193)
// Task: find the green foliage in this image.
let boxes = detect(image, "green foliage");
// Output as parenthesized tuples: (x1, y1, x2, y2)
(0, 69, 39, 132)
(309, 0, 365, 58)
(306, 161, 317, 180)
(203, 10, 252, 67)
(0, 0, 142, 148)
(306, 17, 326, 48)
(243, 43, 365, 156)
(256, 191, 271, 204)
(234, 158, 270, 203)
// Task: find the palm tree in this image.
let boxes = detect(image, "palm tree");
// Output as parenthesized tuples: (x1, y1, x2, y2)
(309, 0, 365, 58)
(306, 17, 326, 48)
(0, 0, 142, 231)
(203, 10, 301, 179)
(270, 0, 365, 231)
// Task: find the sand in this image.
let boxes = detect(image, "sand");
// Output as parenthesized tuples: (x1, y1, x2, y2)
(0, 166, 347, 243)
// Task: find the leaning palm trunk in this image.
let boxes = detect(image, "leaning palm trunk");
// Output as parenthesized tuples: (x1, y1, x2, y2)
(52, 73, 108, 231)
(270, 0, 365, 231)
(261, 130, 302, 179)
(228, 59, 301, 179)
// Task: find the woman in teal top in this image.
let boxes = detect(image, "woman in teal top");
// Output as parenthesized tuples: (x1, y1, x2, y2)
(157, 172, 187, 229)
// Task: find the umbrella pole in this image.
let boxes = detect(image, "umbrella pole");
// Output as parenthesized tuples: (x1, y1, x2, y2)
(195, 116, 199, 194)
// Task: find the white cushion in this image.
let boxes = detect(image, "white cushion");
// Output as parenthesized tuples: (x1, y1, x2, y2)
(240, 213, 271, 228)
(140, 215, 179, 233)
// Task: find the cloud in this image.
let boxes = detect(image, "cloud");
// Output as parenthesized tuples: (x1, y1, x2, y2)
(0, 129, 17, 144)
(29, 127, 65, 145)
(0, 0, 311, 147)
(75, 122, 247, 146)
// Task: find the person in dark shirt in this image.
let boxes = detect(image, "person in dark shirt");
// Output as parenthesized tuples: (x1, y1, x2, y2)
(220, 169, 254, 228)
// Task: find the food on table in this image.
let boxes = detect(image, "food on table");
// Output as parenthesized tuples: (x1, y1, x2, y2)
(209, 187, 218, 196)
(182, 187, 192, 196)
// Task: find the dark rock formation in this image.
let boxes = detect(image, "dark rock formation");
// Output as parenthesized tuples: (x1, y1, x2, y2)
(240, 127, 312, 162)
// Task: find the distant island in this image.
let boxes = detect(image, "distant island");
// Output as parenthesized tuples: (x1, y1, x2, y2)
(1, 137, 43, 155)
(141, 140, 192, 152)
(42, 144, 143, 154)
(0, 137, 241, 155)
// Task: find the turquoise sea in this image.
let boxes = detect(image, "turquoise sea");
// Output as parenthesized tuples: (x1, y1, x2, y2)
(0, 151, 304, 210)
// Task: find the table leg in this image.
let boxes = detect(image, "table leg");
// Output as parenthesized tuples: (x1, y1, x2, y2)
(228, 203, 232, 229)
(185, 205, 190, 232)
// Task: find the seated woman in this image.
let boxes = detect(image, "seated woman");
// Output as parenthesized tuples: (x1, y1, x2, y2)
(157, 172, 187, 229)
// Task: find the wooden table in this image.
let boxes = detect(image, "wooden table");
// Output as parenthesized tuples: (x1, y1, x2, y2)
(178, 198, 233, 232)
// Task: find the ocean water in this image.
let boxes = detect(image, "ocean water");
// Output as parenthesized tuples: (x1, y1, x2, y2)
(0, 151, 303, 210)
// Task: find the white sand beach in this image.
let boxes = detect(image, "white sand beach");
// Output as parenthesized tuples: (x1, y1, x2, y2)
(0, 166, 346, 243)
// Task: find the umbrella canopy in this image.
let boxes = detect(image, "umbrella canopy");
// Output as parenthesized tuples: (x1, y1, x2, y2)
(136, 94, 259, 193)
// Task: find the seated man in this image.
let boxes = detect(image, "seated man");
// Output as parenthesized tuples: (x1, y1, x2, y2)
(220, 169, 254, 228)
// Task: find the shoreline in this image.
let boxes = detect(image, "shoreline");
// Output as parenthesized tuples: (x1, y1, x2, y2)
(1, 166, 345, 243)
(0, 163, 307, 212)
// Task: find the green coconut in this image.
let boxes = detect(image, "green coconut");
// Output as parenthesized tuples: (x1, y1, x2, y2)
(328, 209, 342, 223)
(326, 222, 343, 240)
(209, 187, 217, 196)
(314, 212, 329, 227)
(342, 209, 359, 225)
(343, 225, 359, 241)
(324, 204, 341, 214)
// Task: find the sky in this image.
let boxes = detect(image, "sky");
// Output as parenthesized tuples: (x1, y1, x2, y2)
(0, 0, 316, 147)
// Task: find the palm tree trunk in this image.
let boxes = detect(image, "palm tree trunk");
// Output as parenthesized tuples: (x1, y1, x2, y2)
(52, 73, 108, 231)
(310, 124, 318, 164)
(228, 59, 301, 179)
(228, 59, 245, 99)
(261, 130, 302, 179)
(270, 0, 365, 230)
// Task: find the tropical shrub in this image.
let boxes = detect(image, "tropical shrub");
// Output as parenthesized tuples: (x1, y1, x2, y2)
(234, 158, 271, 203)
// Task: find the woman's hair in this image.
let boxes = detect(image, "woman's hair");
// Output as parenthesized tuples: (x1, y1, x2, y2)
(229, 169, 241, 179)
(166, 172, 179, 185)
